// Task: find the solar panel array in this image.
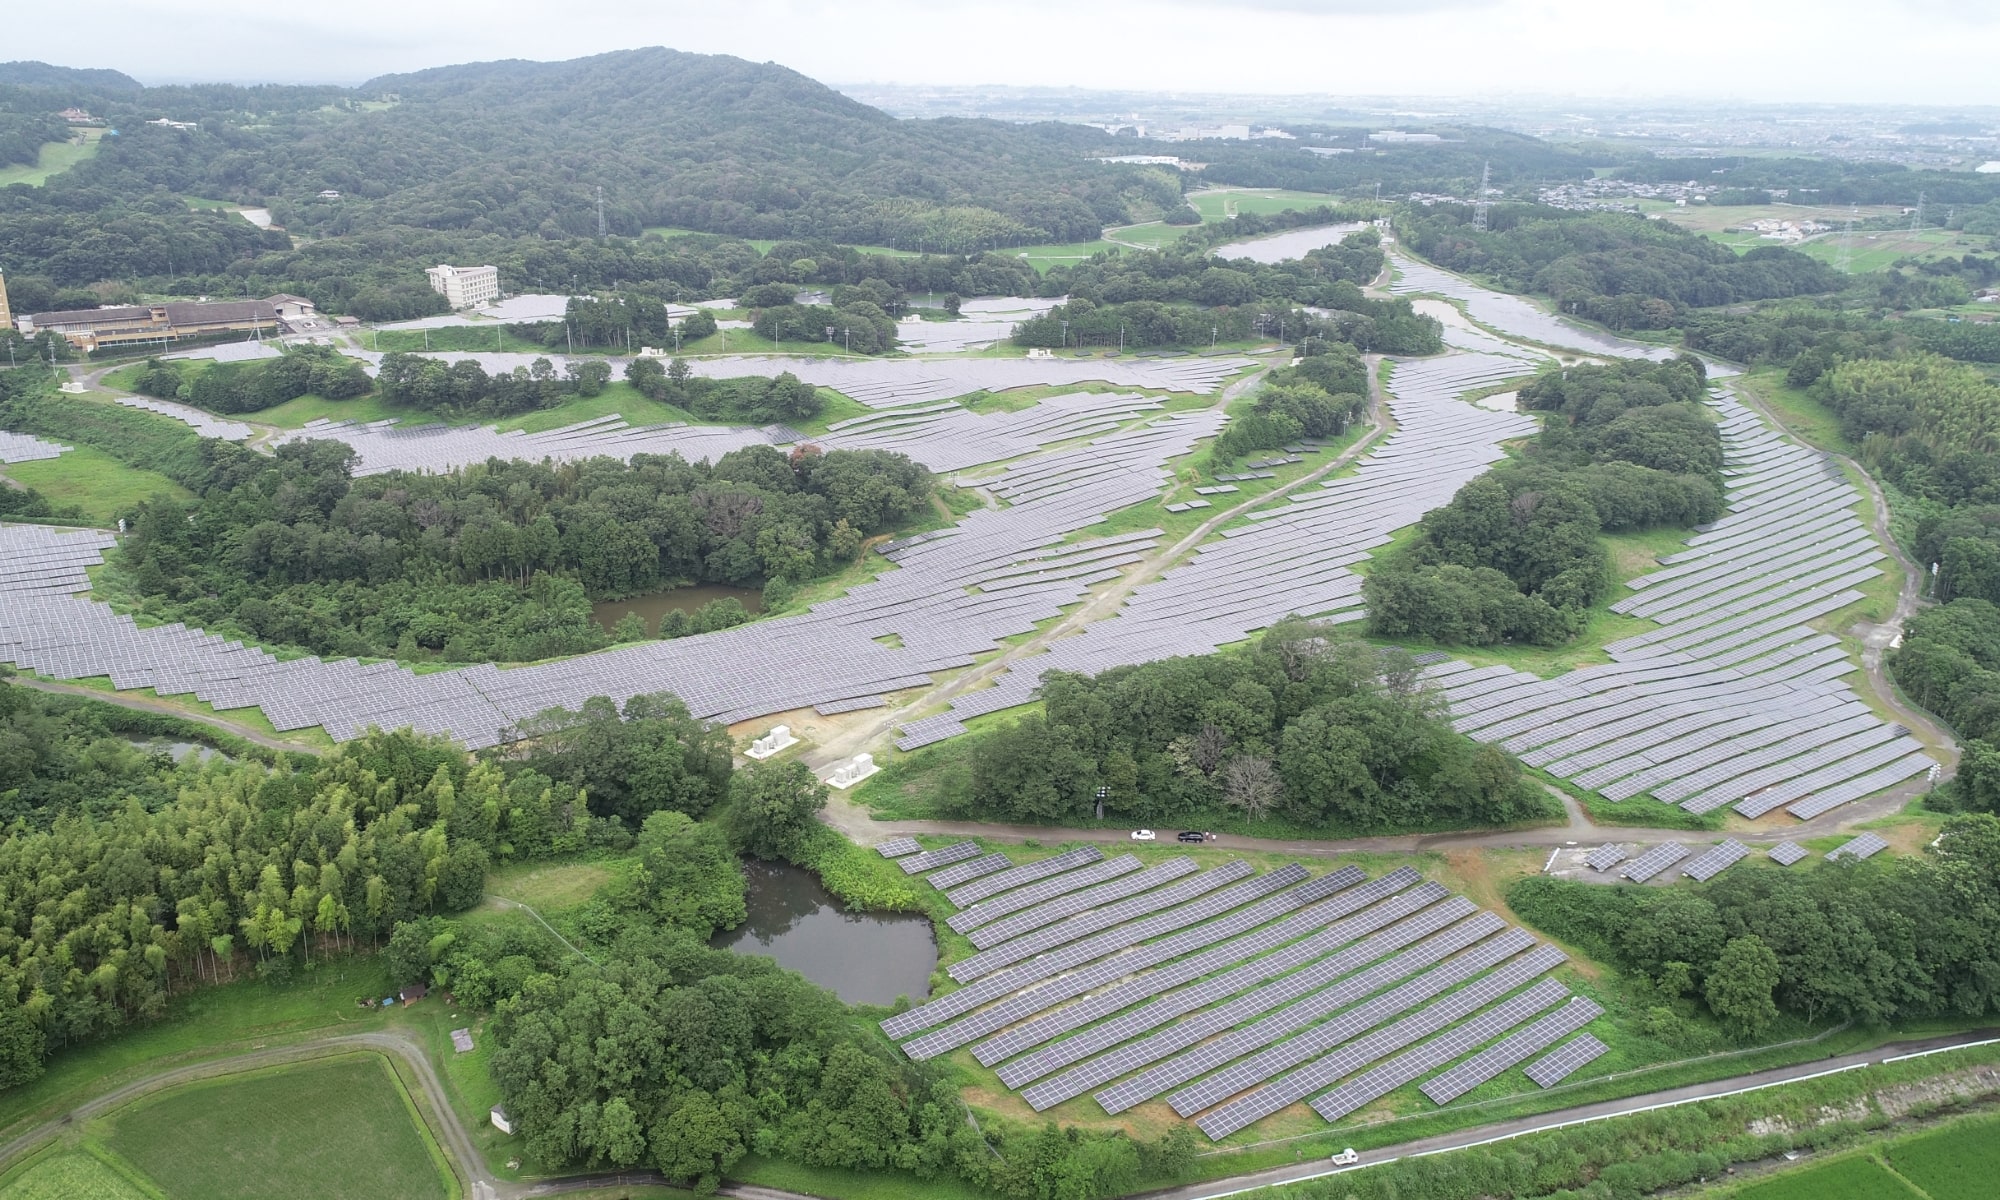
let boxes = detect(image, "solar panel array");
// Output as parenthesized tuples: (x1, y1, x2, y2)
(947, 846, 1103, 906)
(1416, 996, 1606, 1104)
(898, 841, 982, 875)
(1, 407, 1238, 748)
(1828, 832, 1889, 861)
(928, 851, 1012, 890)
(874, 837, 923, 859)
(1425, 384, 1935, 824)
(879, 856, 1602, 1141)
(1619, 842, 1690, 883)
(114, 395, 254, 441)
(1768, 841, 1809, 866)
(1388, 253, 1675, 361)
(1524, 1034, 1611, 1088)
(0, 431, 70, 463)
(896, 348, 1546, 746)
(1584, 844, 1628, 872)
(1681, 840, 1749, 882)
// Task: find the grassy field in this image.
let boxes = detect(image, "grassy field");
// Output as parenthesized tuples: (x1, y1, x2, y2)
(1797, 227, 1988, 274)
(370, 325, 554, 354)
(0, 1148, 153, 1200)
(1709, 1111, 2000, 1199)
(4, 445, 192, 520)
(0, 130, 103, 187)
(1186, 188, 1342, 220)
(101, 1055, 455, 1200)
(641, 227, 920, 258)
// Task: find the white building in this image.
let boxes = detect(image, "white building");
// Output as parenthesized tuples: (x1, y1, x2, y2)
(425, 264, 500, 310)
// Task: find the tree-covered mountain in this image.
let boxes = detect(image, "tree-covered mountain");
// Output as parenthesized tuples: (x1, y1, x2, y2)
(0, 61, 141, 93)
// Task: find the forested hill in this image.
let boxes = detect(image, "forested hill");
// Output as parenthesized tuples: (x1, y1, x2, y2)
(303, 47, 1138, 245)
(0, 61, 141, 92)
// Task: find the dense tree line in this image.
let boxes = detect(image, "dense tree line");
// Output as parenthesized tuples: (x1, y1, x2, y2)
(951, 620, 1547, 831)
(1213, 348, 1370, 462)
(1815, 354, 2000, 509)
(116, 438, 932, 662)
(0, 111, 67, 169)
(0, 722, 511, 1084)
(139, 345, 372, 414)
(1619, 155, 2000, 209)
(1401, 207, 1843, 330)
(1014, 290, 1439, 355)
(1367, 357, 1720, 646)
(374, 351, 614, 418)
(1512, 814, 2000, 1034)
(1037, 226, 1391, 311)
(625, 359, 825, 425)
(748, 297, 900, 355)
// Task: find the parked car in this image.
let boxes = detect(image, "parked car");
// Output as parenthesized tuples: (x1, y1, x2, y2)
(1331, 1148, 1359, 1166)
(1177, 830, 1209, 843)
(1130, 829, 1156, 841)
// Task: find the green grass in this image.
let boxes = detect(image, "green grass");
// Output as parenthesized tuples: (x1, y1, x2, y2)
(641, 228, 920, 258)
(101, 1055, 454, 1200)
(0, 959, 401, 1136)
(0, 1148, 155, 1200)
(1737, 367, 1853, 454)
(1883, 1113, 2000, 1200)
(370, 326, 553, 354)
(485, 858, 619, 910)
(3, 445, 191, 520)
(247, 392, 402, 427)
(1726, 1155, 1918, 1199)
(1186, 188, 1342, 220)
(0, 132, 102, 187)
(1795, 227, 1988, 275)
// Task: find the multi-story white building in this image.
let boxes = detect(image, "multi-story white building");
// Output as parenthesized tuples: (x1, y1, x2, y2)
(425, 264, 500, 309)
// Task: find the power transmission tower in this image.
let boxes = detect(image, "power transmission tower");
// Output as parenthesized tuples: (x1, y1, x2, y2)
(1472, 161, 1492, 231)
(596, 185, 607, 237)
(1909, 190, 1925, 235)
(1836, 208, 1855, 274)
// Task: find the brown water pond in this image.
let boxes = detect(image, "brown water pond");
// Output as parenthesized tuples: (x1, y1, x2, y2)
(711, 860, 936, 1006)
(589, 584, 764, 635)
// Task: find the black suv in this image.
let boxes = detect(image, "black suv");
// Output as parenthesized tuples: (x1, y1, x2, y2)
(1177, 830, 1209, 844)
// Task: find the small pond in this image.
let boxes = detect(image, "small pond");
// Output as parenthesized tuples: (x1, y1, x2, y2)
(590, 584, 764, 636)
(125, 737, 228, 764)
(711, 860, 937, 1005)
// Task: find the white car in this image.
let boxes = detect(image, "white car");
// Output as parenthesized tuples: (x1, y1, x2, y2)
(1330, 1148, 1359, 1166)
(1130, 829, 1157, 841)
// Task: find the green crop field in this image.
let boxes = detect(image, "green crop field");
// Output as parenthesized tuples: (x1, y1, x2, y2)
(4, 445, 192, 520)
(1728, 1155, 1918, 1199)
(101, 1055, 454, 1200)
(1884, 1114, 2000, 1200)
(0, 1150, 152, 1200)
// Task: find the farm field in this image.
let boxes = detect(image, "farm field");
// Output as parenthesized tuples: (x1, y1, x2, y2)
(1706, 1111, 2000, 1198)
(0, 1149, 151, 1200)
(100, 1055, 454, 1200)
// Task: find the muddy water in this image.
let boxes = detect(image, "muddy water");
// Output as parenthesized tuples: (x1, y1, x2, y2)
(711, 860, 937, 1005)
(589, 584, 764, 635)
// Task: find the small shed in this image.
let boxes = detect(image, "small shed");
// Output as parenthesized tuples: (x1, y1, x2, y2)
(490, 1106, 514, 1135)
(398, 982, 428, 1006)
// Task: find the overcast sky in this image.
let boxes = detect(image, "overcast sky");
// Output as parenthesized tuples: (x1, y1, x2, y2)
(15, 0, 2000, 105)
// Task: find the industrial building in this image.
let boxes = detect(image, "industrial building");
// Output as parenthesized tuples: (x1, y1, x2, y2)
(425, 264, 500, 309)
(18, 299, 280, 352)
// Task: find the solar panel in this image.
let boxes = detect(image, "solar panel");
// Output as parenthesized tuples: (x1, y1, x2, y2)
(928, 852, 1012, 890)
(1827, 832, 1889, 861)
(947, 856, 1143, 933)
(899, 841, 984, 875)
(1768, 841, 1809, 866)
(1620, 842, 1690, 882)
(1681, 840, 1749, 882)
(947, 846, 1102, 906)
(875, 837, 922, 859)
(1584, 844, 1628, 872)
(1524, 1033, 1611, 1088)
(1417, 996, 1605, 1104)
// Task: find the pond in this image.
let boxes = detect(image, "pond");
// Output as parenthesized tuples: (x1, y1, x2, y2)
(590, 584, 763, 636)
(711, 859, 937, 1005)
(125, 737, 228, 764)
